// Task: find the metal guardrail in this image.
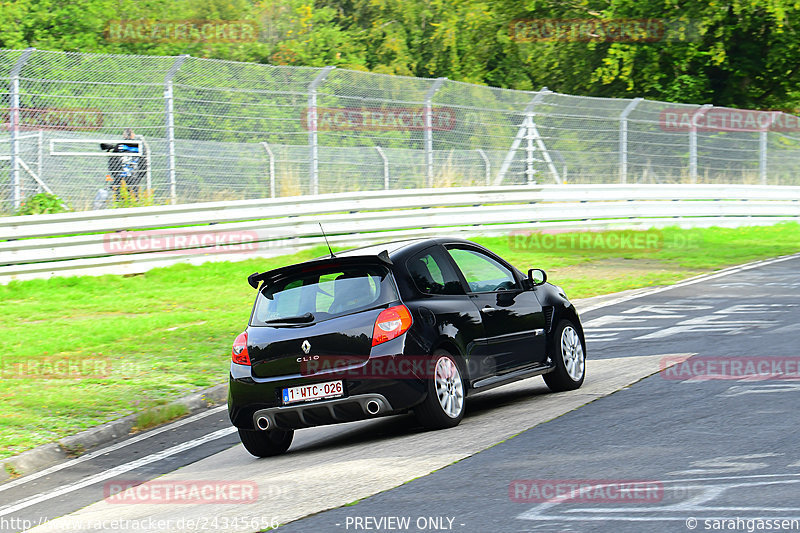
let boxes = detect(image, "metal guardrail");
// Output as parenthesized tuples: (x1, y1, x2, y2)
(1, 184, 799, 284)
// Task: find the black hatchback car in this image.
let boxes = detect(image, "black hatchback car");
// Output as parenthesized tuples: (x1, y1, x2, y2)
(228, 238, 585, 457)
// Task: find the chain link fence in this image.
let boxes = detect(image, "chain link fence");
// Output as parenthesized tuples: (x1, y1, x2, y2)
(3, 48, 800, 213)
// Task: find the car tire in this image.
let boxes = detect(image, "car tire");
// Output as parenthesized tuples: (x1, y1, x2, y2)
(237, 428, 294, 457)
(543, 319, 586, 392)
(414, 350, 466, 429)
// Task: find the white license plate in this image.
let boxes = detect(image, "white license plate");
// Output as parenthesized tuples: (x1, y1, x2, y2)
(282, 380, 344, 405)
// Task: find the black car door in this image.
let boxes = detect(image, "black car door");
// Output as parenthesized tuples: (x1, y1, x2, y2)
(405, 246, 494, 381)
(443, 244, 548, 372)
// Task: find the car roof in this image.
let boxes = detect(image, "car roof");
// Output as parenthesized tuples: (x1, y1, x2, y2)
(322, 236, 484, 262)
(250, 236, 517, 289)
(332, 238, 432, 258)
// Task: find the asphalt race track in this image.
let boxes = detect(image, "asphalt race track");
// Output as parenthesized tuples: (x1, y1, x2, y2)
(2, 253, 799, 533)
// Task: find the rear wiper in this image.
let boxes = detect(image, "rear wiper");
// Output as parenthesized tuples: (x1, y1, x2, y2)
(264, 312, 315, 324)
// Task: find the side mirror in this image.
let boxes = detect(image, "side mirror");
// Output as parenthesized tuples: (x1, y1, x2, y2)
(527, 268, 547, 287)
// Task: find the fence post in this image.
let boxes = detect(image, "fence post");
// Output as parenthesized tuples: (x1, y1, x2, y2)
(262, 142, 276, 198)
(164, 55, 188, 205)
(689, 104, 712, 183)
(308, 66, 334, 196)
(759, 130, 768, 185)
(375, 146, 389, 190)
(495, 87, 549, 185)
(9, 48, 35, 210)
(139, 136, 152, 193)
(476, 149, 490, 185)
(424, 77, 447, 188)
(37, 129, 43, 193)
(758, 113, 778, 185)
(619, 98, 642, 184)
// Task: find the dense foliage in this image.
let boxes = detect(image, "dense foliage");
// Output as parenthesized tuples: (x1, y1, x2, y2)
(2, 0, 799, 110)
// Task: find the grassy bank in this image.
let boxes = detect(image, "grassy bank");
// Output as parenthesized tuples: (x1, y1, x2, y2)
(1, 223, 799, 458)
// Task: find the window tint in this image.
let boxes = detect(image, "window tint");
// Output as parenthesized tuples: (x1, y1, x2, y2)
(407, 248, 464, 295)
(447, 247, 516, 293)
(251, 265, 397, 325)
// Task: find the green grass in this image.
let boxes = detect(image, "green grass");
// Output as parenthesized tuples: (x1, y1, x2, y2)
(134, 403, 189, 432)
(1, 223, 799, 459)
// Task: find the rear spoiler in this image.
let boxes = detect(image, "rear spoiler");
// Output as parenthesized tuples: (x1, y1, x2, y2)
(247, 250, 393, 290)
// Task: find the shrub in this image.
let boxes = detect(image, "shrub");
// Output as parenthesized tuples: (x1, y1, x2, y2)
(15, 193, 71, 215)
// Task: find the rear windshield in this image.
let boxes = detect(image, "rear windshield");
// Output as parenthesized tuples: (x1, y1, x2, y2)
(250, 265, 398, 326)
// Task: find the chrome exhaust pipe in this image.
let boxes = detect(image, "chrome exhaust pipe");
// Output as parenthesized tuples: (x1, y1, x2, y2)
(255, 416, 271, 431)
(365, 400, 381, 415)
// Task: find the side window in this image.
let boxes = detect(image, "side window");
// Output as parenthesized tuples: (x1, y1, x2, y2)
(407, 248, 464, 295)
(447, 247, 516, 293)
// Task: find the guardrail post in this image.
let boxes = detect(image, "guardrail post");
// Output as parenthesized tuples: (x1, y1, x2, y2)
(9, 48, 35, 210)
(308, 66, 334, 196)
(164, 55, 188, 205)
(262, 142, 276, 198)
(495, 87, 550, 185)
(375, 146, 389, 190)
(689, 104, 712, 183)
(619, 98, 642, 184)
(476, 149, 490, 185)
(424, 77, 447, 188)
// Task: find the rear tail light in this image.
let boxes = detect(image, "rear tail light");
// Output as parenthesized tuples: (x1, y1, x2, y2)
(232, 331, 250, 365)
(372, 305, 413, 346)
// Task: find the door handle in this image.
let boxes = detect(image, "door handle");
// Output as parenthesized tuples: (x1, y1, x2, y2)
(481, 305, 496, 312)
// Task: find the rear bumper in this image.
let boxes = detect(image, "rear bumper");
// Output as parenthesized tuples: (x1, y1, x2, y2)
(251, 393, 394, 431)
(228, 358, 428, 430)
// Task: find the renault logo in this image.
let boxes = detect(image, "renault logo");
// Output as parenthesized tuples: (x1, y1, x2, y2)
(301, 340, 311, 354)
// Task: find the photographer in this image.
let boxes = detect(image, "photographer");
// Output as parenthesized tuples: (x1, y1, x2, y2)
(100, 128, 148, 201)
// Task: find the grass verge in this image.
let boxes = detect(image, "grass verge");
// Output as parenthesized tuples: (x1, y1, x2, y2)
(1, 223, 799, 458)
